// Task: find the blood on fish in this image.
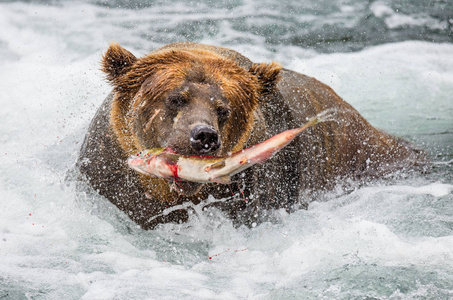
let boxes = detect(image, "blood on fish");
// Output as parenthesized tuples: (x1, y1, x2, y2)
(167, 162, 186, 195)
(167, 163, 179, 179)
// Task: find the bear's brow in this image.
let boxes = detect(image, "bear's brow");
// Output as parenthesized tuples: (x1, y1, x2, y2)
(177, 81, 225, 97)
(180, 87, 191, 98)
(166, 85, 191, 98)
(213, 98, 229, 108)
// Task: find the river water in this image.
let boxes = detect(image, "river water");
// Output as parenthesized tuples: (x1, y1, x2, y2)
(0, 0, 452, 299)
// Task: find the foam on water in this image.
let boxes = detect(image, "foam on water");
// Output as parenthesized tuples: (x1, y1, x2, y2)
(0, 1, 452, 299)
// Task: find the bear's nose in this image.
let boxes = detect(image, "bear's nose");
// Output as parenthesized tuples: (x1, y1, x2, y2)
(190, 125, 221, 154)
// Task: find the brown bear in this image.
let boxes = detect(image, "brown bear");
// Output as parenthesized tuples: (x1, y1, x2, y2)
(77, 42, 426, 229)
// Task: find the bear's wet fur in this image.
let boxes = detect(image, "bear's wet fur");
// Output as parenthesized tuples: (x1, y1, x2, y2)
(78, 42, 426, 229)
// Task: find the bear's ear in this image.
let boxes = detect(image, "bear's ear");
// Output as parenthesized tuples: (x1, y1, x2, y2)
(249, 62, 282, 95)
(101, 43, 137, 84)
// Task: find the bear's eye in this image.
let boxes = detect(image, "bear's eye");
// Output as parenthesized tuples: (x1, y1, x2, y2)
(166, 95, 188, 110)
(217, 106, 231, 123)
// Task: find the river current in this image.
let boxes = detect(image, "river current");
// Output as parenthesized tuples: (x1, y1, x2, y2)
(0, 1, 452, 299)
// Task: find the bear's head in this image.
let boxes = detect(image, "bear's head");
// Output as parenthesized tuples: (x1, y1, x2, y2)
(101, 43, 281, 197)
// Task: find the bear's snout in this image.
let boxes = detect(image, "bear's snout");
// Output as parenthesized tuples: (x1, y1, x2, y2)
(190, 125, 221, 154)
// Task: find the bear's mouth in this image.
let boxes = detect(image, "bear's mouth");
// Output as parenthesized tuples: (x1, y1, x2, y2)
(168, 179, 203, 197)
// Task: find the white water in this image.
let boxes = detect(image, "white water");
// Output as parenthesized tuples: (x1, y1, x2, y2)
(1, 2, 452, 299)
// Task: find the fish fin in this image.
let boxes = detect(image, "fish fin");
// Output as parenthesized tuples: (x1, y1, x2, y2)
(210, 175, 232, 184)
(204, 160, 226, 172)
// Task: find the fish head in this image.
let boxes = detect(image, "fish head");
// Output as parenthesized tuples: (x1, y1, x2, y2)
(127, 148, 164, 175)
(136, 148, 165, 158)
(128, 149, 205, 196)
(127, 155, 149, 175)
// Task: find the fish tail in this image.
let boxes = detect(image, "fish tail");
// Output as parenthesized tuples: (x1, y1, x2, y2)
(314, 108, 338, 123)
(293, 108, 337, 136)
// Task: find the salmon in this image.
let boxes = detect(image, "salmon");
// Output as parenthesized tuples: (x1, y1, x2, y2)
(127, 110, 334, 184)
